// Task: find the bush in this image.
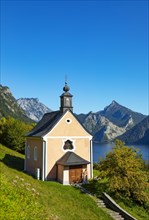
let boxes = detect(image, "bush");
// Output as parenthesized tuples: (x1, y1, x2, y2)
(0, 117, 34, 153)
(98, 140, 149, 206)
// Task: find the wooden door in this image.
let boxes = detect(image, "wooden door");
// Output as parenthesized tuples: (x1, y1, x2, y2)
(69, 165, 82, 184)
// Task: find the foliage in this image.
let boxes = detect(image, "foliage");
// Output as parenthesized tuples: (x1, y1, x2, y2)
(0, 144, 113, 220)
(84, 173, 149, 220)
(93, 168, 100, 177)
(98, 140, 149, 207)
(115, 196, 149, 220)
(0, 117, 34, 153)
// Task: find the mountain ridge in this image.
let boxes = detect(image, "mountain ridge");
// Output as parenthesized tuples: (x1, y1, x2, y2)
(0, 85, 33, 123)
(117, 116, 149, 145)
(76, 101, 146, 143)
(99, 100, 146, 127)
(0, 85, 148, 144)
(17, 98, 52, 122)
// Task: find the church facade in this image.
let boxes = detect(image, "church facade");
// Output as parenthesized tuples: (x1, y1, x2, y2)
(24, 83, 93, 185)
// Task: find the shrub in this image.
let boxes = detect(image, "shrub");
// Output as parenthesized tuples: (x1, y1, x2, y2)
(98, 140, 149, 206)
(0, 117, 34, 153)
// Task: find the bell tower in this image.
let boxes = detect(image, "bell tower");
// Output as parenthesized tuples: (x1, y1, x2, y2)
(60, 82, 73, 113)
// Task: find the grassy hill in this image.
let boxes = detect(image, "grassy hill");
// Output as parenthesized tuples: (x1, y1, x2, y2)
(0, 144, 113, 220)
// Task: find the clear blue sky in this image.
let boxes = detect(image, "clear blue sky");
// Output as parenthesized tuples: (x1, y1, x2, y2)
(1, 0, 148, 115)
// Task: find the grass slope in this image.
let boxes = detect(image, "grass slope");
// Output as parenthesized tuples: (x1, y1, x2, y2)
(0, 144, 113, 220)
(84, 175, 149, 220)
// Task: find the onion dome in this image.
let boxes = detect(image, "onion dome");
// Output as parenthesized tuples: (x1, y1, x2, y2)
(63, 82, 70, 92)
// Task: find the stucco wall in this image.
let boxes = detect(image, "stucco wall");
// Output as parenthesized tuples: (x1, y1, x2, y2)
(26, 138, 43, 179)
(57, 164, 64, 183)
(45, 111, 92, 181)
(47, 111, 91, 137)
(46, 137, 91, 180)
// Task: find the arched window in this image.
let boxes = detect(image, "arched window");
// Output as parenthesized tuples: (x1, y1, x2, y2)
(34, 146, 37, 161)
(63, 140, 74, 150)
(27, 145, 30, 159)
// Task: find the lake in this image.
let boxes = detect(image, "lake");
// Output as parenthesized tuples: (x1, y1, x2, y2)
(93, 143, 149, 163)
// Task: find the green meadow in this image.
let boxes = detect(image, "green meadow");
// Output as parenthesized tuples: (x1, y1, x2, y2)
(0, 144, 113, 220)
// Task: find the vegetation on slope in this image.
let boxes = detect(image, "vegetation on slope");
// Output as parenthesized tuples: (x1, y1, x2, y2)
(0, 144, 113, 220)
(0, 117, 34, 153)
(98, 140, 149, 205)
(85, 140, 149, 220)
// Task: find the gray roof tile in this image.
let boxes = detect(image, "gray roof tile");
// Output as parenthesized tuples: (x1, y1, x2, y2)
(57, 151, 90, 166)
(26, 111, 62, 137)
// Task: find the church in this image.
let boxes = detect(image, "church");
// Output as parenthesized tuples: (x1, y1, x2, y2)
(24, 83, 93, 185)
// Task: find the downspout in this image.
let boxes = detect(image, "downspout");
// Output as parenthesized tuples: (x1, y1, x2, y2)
(42, 139, 46, 181)
(90, 139, 93, 178)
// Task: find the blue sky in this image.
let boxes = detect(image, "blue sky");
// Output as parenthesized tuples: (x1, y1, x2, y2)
(1, 0, 148, 115)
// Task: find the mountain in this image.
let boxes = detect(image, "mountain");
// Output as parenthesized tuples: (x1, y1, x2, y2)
(77, 112, 133, 143)
(117, 116, 149, 145)
(17, 98, 52, 122)
(0, 85, 33, 123)
(99, 100, 146, 127)
(76, 101, 146, 143)
(1, 84, 147, 143)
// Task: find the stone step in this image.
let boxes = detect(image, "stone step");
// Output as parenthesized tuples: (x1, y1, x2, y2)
(96, 200, 125, 220)
(108, 215, 124, 220)
(105, 208, 125, 220)
(96, 200, 106, 207)
(97, 203, 106, 207)
(76, 185, 125, 220)
(97, 201, 105, 205)
(108, 214, 124, 220)
(97, 204, 106, 208)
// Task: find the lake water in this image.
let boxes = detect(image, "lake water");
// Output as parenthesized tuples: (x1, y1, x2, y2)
(93, 143, 149, 163)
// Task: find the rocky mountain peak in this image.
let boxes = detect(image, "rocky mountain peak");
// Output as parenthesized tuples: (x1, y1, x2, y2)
(0, 85, 33, 123)
(17, 98, 52, 122)
(111, 100, 119, 105)
(0, 85, 11, 95)
(104, 100, 120, 112)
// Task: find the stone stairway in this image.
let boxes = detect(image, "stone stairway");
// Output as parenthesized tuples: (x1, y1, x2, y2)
(96, 198, 124, 220)
(74, 184, 125, 220)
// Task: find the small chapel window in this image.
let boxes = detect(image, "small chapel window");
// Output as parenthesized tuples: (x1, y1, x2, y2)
(27, 145, 30, 159)
(34, 146, 38, 161)
(66, 118, 72, 124)
(63, 140, 74, 150)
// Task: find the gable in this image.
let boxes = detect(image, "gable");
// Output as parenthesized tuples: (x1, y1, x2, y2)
(44, 111, 92, 138)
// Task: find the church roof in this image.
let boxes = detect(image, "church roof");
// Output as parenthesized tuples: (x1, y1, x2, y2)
(57, 151, 90, 166)
(26, 110, 92, 137)
(26, 111, 62, 137)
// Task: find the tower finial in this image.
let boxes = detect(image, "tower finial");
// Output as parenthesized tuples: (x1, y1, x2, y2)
(65, 74, 68, 85)
(63, 75, 70, 92)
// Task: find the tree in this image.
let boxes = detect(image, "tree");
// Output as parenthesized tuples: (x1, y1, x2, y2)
(98, 140, 149, 205)
(0, 117, 34, 153)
